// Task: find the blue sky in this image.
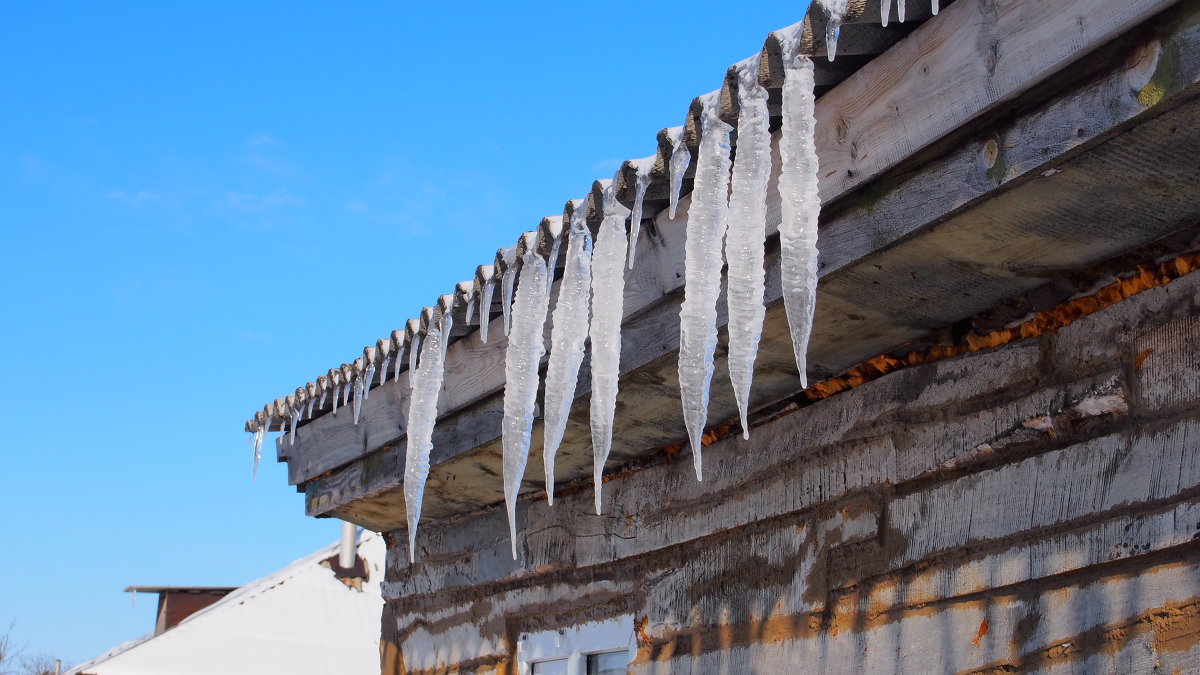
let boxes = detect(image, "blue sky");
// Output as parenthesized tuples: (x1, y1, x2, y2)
(0, 1, 805, 663)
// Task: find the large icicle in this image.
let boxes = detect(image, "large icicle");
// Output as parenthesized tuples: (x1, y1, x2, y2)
(667, 126, 691, 219)
(589, 182, 631, 513)
(627, 158, 653, 269)
(403, 315, 447, 563)
(677, 94, 733, 481)
(725, 56, 772, 439)
(778, 48, 822, 388)
(500, 246, 518, 336)
(541, 208, 593, 505)
(502, 247, 550, 559)
(818, 0, 850, 61)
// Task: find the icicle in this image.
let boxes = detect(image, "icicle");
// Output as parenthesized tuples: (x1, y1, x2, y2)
(319, 391, 328, 411)
(778, 50, 822, 389)
(332, 385, 341, 414)
(343, 380, 352, 407)
(352, 376, 364, 424)
(364, 365, 376, 400)
(393, 349, 403, 381)
(932, 0, 938, 15)
(542, 208, 593, 506)
(464, 296, 476, 327)
(589, 182, 630, 514)
(898, 0, 906, 22)
(479, 277, 495, 343)
(252, 426, 264, 479)
(500, 246, 518, 336)
(290, 408, 300, 445)
(440, 312, 453, 359)
(882, 0, 891, 27)
(380, 357, 391, 386)
(403, 318, 448, 563)
(545, 232, 563, 296)
(502, 248, 550, 559)
(667, 127, 691, 219)
(725, 56, 772, 440)
(818, 0, 849, 61)
(305, 398, 315, 419)
(677, 94, 733, 481)
(627, 160, 652, 269)
(409, 333, 422, 373)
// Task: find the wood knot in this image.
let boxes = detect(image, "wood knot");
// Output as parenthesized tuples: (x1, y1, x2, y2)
(982, 139, 999, 168)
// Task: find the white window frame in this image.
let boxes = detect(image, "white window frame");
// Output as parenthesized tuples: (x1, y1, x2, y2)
(516, 615, 635, 675)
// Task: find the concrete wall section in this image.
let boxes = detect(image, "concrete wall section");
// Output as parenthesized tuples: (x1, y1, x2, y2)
(380, 270, 1200, 674)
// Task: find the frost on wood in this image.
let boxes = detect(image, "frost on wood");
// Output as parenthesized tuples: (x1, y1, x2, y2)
(667, 126, 691, 219)
(778, 49, 822, 389)
(502, 248, 550, 559)
(403, 316, 447, 563)
(627, 157, 653, 269)
(542, 208, 593, 506)
(589, 181, 631, 514)
(725, 56, 772, 439)
(500, 245, 518, 336)
(817, 0, 850, 61)
(678, 94, 733, 481)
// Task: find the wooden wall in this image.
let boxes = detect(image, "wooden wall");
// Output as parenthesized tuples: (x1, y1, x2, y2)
(378, 265, 1200, 674)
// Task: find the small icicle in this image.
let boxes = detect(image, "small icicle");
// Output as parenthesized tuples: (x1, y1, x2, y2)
(380, 357, 391, 386)
(898, 0, 906, 22)
(251, 426, 264, 480)
(589, 179, 631, 514)
(882, 0, 891, 27)
(627, 159, 652, 269)
(409, 333, 422, 373)
(290, 409, 300, 446)
(440, 312, 453, 359)
(725, 56, 772, 440)
(502, 247, 550, 560)
(305, 398, 315, 419)
(332, 385, 341, 414)
(677, 94, 733, 482)
(393, 349, 403, 381)
(500, 246, 518, 336)
(818, 0, 849, 61)
(667, 127, 691, 219)
(352, 376, 364, 425)
(545, 232, 563, 296)
(464, 296, 476, 326)
(403, 317, 448, 563)
(542, 207, 592, 506)
(778, 49, 823, 389)
(479, 277, 495, 343)
(364, 366, 376, 400)
(319, 391, 328, 411)
(931, 0, 938, 15)
(343, 380, 352, 407)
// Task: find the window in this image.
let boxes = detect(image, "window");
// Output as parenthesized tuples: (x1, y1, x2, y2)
(516, 615, 633, 675)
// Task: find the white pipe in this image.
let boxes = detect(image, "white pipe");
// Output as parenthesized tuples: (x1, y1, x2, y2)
(339, 521, 357, 568)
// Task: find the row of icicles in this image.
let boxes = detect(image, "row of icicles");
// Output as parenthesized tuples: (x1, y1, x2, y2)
(820, 0, 940, 60)
(250, 32, 831, 563)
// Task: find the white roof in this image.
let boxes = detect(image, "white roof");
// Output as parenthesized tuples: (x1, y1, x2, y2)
(67, 531, 385, 675)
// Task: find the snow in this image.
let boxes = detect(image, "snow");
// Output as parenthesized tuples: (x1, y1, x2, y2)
(778, 51, 822, 389)
(627, 157, 654, 269)
(667, 126, 691, 220)
(725, 56, 772, 439)
(403, 316, 448, 563)
(479, 275, 495, 343)
(500, 245, 518, 336)
(817, 0, 850, 61)
(541, 208, 593, 506)
(589, 180, 630, 514)
(677, 94, 733, 481)
(502, 247, 551, 559)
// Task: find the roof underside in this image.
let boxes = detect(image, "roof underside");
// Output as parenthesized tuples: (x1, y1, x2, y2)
(251, 0, 1200, 532)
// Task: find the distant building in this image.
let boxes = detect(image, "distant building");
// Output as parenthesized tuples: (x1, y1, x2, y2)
(68, 531, 384, 675)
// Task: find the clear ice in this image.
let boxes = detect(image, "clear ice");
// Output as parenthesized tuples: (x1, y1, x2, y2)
(440, 312, 453, 359)
(353, 376, 364, 425)
(501, 247, 550, 559)
(545, 232, 563, 296)
(252, 426, 264, 479)
(331, 384, 341, 414)
(403, 316, 447, 563)
(667, 126, 691, 220)
(380, 357, 390, 386)
(725, 56, 772, 439)
(677, 94, 733, 481)
(479, 276, 495, 344)
(778, 51, 822, 389)
(541, 208, 593, 506)
(589, 182, 630, 513)
(500, 246, 518, 337)
(627, 159, 653, 269)
(364, 365, 376, 400)
(409, 333, 422, 373)
(818, 0, 850, 61)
